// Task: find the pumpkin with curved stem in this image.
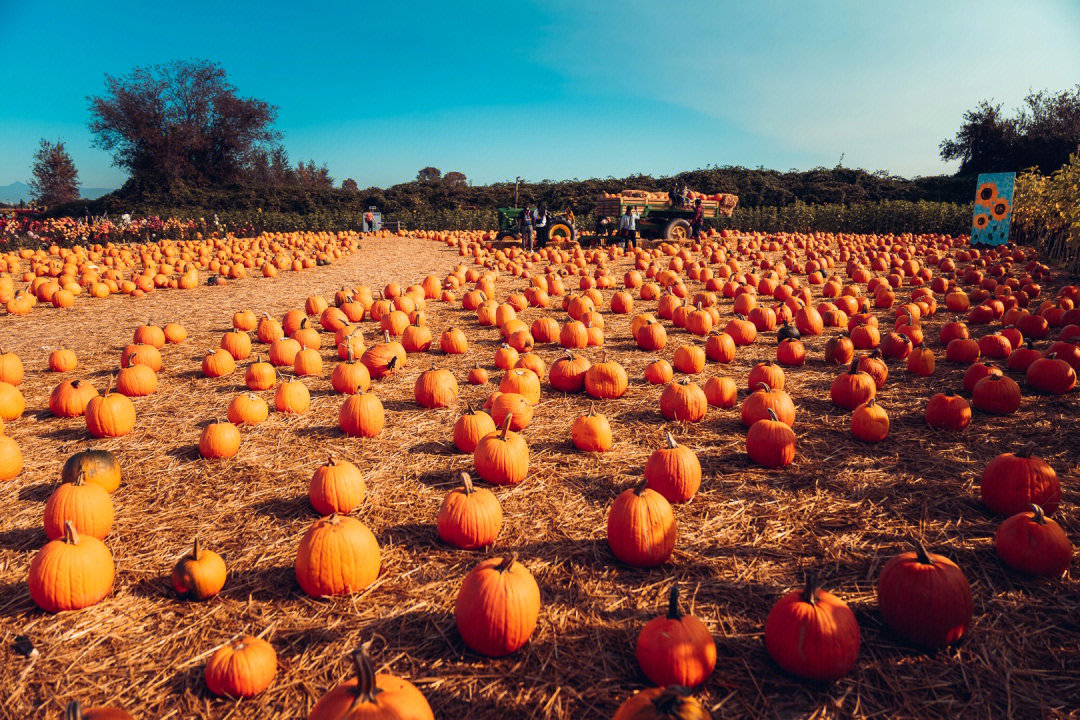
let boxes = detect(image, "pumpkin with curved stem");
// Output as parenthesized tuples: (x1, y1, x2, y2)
(29, 521, 114, 612)
(607, 481, 676, 567)
(49, 379, 99, 418)
(85, 378, 135, 438)
(467, 364, 489, 386)
(659, 379, 707, 423)
(454, 555, 541, 656)
(473, 413, 529, 485)
(120, 343, 162, 372)
(572, 405, 613, 451)
(437, 472, 503, 550)
(204, 635, 277, 698)
(876, 539, 972, 649)
(549, 352, 591, 393)
(310, 456, 367, 515)
(741, 382, 795, 427)
(925, 390, 971, 430)
(644, 432, 701, 503)
(308, 645, 435, 720)
(747, 408, 796, 467)
(414, 365, 459, 408)
(851, 399, 889, 442)
(275, 378, 311, 415)
(339, 392, 385, 437)
(171, 537, 227, 600)
(453, 403, 497, 453)
(440, 326, 468, 354)
(43, 471, 113, 540)
(257, 313, 285, 343)
(612, 686, 713, 720)
(972, 373, 1022, 414)
(636, 585, 716, 687)
(201, 348, 236, 378)
(331, 345, 371, 395)
(981, 444, 1060, 515)
(0, 381, 25, 421)
(295, 514, 381, 596)
(994, 504, 1072, 576)
(199, 421, 241, 459)
(764, 573, 860, 680)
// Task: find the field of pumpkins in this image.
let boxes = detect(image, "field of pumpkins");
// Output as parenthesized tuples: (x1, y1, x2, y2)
(0, 229, 1077, 719)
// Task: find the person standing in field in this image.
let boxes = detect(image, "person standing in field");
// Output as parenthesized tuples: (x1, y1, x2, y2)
(689, 198, 705, 240)
(619, 205, 638, 250)
(363, 210, 375, 233)
(519, 205, 535, 252)
(534, 202, 548, 249)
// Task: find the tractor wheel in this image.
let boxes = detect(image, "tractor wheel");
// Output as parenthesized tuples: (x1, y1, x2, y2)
(547, 222, 577, 244)
(664, 219, 691, 242)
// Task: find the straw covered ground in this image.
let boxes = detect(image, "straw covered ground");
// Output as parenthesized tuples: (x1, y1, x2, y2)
(1, 233, 1078, 720)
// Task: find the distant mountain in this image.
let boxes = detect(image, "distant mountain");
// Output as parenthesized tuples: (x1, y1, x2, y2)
(0, 181, 115, 205)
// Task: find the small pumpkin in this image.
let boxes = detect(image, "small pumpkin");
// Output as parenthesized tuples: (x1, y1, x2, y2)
(746, 408, 796, 468)
(227, 392, 269, 426)
(307, 645, 435, 720)
(659, 379, 708, 423)
(925, 390, 971, 430)
(310, 456, 367, 515)
(199, 421, 241, 459)
(339, 392, 385, 437)
(43, 470, 114, 540)
(171, 537, 227, 600)
(275, 378, 311, 414)
(62, 449, 121, 493)
(204, 635, 277, 698)
(437, 472, 503, 550)
(612, 687, 713, 720)
(49, 379, 99, 418)
(0, 435, 22, 481)
(245, 354, 277, 390)
(549, 352, 591, 393)
(644, 432, 701, 503)
(473, 413, 529, 486)
(980, 444, 1060, 516)
(85, 378, 136, 438)
(830, 358, 876, 410)
(851, 399, 889, 442)
(584, 352, 628, 399)
(63, 701, 134, 720)
(453, 403, 497, 454)
(414, 365, 459, 408)
(636, 585, 716, 687)
(572, 404, 613, 451)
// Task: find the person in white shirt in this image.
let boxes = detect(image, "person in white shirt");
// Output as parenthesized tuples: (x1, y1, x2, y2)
(618, 206, 639, 250)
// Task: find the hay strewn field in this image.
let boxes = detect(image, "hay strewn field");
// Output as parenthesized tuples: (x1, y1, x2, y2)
(1, 233, 1078, 720)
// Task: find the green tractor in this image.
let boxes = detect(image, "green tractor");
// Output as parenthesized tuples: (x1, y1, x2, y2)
(495, 207, 578, 246)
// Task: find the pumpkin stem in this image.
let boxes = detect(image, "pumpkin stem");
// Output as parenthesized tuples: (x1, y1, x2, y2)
(1017, 442, 1036, 459)
(63, 521, 80, 545)
(911, 539, 935, 565)
(65, 701, 83, 720)
(755, 382, 771, 393)
(347, 645, 382, 707)
(664, 431, 678, 449)
(461, 472, 475, 495)
(499, 412, 513, 439)
(666, 585, 683, 620)
(801, 571, 821, 606)
(1029, 503, 1046, 524)
(386, 355, 398, 372)
(633, 478, 649, 495)
(192, 537, 201, 560)
(848, 357, 860, 375)
(496, 553, 517, 572)
(382, 330, 391, 344)
(766, 407, 779, 422)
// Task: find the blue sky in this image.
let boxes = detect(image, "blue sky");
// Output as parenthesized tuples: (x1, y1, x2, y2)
(2, 0, 1078, 189)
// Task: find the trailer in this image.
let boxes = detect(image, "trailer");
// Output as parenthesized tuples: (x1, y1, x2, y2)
(595, 189, 738, 242)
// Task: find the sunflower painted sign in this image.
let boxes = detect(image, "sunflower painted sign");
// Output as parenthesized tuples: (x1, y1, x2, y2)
(971, 172, 1015, 246)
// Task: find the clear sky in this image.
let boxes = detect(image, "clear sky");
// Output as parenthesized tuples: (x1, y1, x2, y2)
(2, 0, 1078, 189)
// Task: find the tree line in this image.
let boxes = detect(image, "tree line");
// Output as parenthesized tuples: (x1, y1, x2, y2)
(22, 60, 1080, 224)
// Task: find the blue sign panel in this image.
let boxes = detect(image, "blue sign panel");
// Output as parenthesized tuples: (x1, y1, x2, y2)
(971, 172, 1015, 246)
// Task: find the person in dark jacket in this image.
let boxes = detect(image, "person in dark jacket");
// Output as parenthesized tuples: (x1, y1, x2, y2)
(689, 198, 705, 240)
(534, 202, 549, 248)
(520, 205, 535, 251)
